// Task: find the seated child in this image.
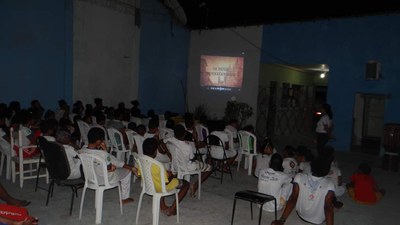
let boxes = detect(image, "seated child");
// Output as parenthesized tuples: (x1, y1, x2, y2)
(258, 154, 292, 212)
(254, 137, 276, 177)
(347, 162, 385, 205)
(322, 146, 344, 208)
(282, 145, 298, 178)
(142, 138, 189, 216)
(295, 145, 314, 174)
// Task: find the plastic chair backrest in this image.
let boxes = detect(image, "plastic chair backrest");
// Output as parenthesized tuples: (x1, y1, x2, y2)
(125, 130, 136, 150)
(136, 154, 168, 194)
(132, 134, 145, 155)
(77, 120, 90, 145)
(224, 128, 235, 151)
(37, 137, 70, 180)
(159, 127, 174, 140)
(195, 124, 209, 142)
(79, 153, 110, 187)
(0, 136, 10, 156)
(107, 128, 126, 151)
(238, 130, 257, 154)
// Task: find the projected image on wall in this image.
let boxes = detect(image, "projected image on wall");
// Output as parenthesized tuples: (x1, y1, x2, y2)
(200, 55, 244, 91)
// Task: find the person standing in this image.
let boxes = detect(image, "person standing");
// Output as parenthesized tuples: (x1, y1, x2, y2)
(315, 103, 333, 156)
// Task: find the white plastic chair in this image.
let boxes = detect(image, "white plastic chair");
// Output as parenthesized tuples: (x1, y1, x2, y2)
(237, 130, 257, 175)
(135, 153, 180, 225)
(107, 128, 130, 163)
(195, 124, 209, 142)
(132, 134, 145, 155)
(167, 142, 201, 199)
(10, 127, 48, 188)
(0, 136, 12, 179)
(78, 153, 123, 224)
(77, 120, 91, 147)
(158, 127, 174, 140)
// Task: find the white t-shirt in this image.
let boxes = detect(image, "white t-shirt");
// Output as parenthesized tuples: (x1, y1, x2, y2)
(294, 173, 335, 224)
(63, 145, 82, 179)
(254, 149, 277, 177)
(167, 137, 194, 172)
(299, 161, 311, 175)
(325, 161, 345, 196)
(43, 136, 56, 142)
(144, 132, 156, 139)
(258, 168, 292, 212)
(315, 115, 332, 133)
(282, 157, 298, 178)
(19, 126, 32, 146)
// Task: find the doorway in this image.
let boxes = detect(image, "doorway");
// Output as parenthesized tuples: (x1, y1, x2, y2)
(352, 93, 387, 155)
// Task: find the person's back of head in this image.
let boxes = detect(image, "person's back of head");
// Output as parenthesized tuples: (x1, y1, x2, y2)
(143, 137, 159, 158)
(40, 119, 58, 135)
(166, 119, 175, 129)
(95, 113, 106, 125)
(164, 111, 172, 120)
(114, 109, 124, 120)
(283, 145, 295, 158)
(127, 122, 136, 131)
(261, 138, 274, 155)
(215, 120, 225, 131)
(321, 145, 335, 163)
(87, 127, 105, 144)
(58, 99, 68, 108)
(322, 103, 333, 119)
(148, 117, 159, 130)
(173, 124, 186, 140)
(55, 128, 72, 145)
(44, 110, 55, 120)
(311, 157, 331, 177)
(118, 102, 126, 110)
(270, 153, 284, 172)
(358, 162, 371, 175)
(184, 112, 194, 129)
(228, 119, 239, 129)
(296, 146, 314, 162)
(147, 109, 155, 118)
(242, 125, 254, 133)
(94, 98, 103, 107)
(135, 124, 146, 136)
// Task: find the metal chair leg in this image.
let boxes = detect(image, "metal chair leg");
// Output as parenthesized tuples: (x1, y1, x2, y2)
(231, 198, 237, 225)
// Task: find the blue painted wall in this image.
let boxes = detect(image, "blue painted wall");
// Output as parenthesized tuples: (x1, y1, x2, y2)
(262, 15, 400, 151)
(0, 0, 72, 111)
(138, 0, 190, 115)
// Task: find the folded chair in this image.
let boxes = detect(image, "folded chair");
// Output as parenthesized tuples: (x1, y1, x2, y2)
(206, 134, 233, 184)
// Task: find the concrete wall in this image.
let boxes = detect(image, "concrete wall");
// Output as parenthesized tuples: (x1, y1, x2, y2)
(187, 26, 263, 124)
(73, 0, 139, 107)
(0, 0, 72, 110)
(138, 0, 190, 115)
(262, 15, 400, 151)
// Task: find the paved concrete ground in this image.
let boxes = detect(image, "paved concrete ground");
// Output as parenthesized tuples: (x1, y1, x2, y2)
(1, 134, 399, 225)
